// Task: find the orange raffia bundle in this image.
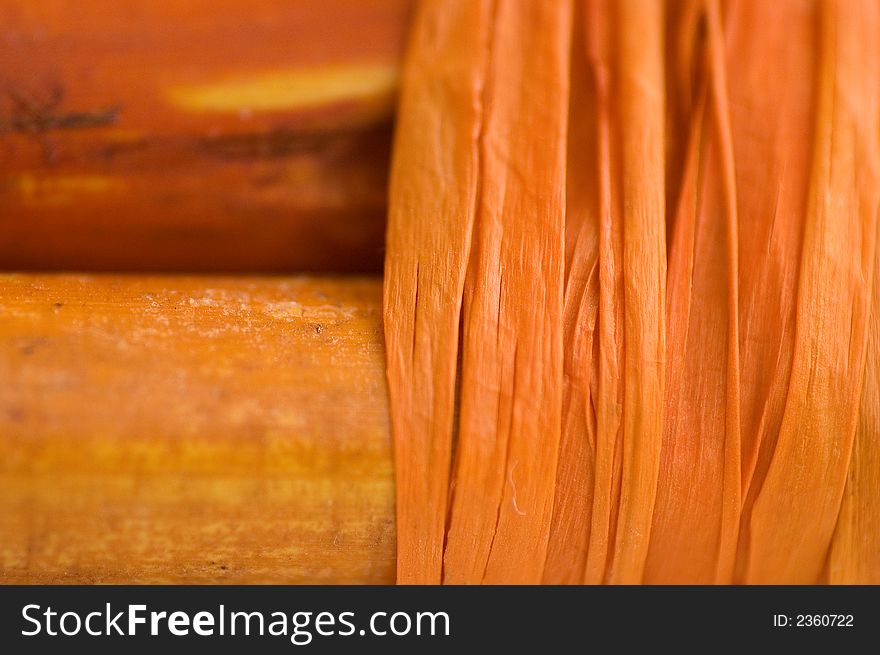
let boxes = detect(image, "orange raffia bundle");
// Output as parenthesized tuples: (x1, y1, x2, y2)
(384, 0, 880, 584)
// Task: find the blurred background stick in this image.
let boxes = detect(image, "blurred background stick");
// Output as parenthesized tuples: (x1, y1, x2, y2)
(0, 0, 411, 273)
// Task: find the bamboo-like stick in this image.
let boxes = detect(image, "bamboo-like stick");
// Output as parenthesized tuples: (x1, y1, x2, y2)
(0, 274, 394, 583)
(0, 0, 411, 273)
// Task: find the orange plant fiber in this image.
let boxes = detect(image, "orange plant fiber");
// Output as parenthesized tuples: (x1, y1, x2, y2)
(384, 0, 880, 584)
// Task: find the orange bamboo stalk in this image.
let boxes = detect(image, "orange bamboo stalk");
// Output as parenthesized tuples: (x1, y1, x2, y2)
(0, 0, 411, 273)
(0, 274, 393, 584)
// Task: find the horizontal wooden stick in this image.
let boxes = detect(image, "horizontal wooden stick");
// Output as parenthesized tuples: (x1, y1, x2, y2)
(0, 0, 411, 273)
(0, 274, 394, 583)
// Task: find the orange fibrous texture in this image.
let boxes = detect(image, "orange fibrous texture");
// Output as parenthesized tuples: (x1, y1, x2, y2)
(385, 0, 880, 584)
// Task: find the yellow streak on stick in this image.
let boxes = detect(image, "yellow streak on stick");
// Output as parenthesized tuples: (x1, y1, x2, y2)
(8, 174, 127, 206)
(167, 64, 399, 114)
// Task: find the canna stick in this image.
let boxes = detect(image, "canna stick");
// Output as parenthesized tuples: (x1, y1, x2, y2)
(0, 274, 394, 584)
(0, 0, 412, 273)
